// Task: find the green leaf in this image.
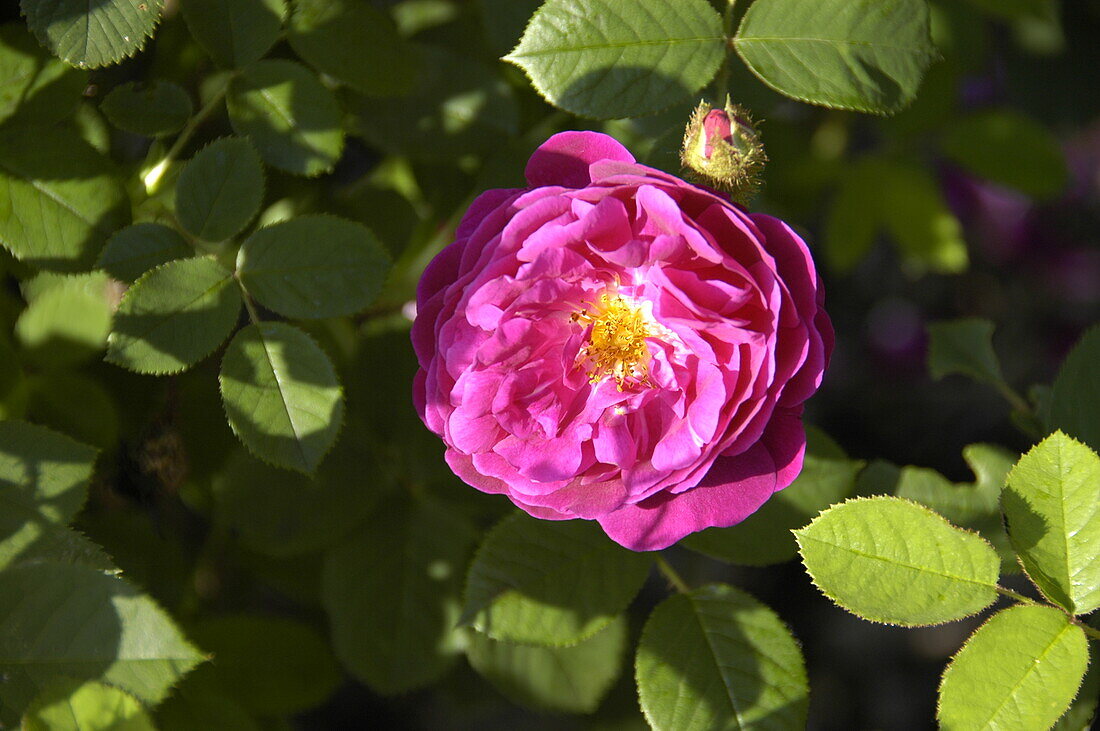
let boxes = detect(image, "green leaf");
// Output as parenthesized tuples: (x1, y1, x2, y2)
(794, 496, 1000, 625)
(186, 615, 340, 715)
(1003, 432, 1100, 615)
(927, 318, 1004, 386)
(323, 497, 476, 694)
(0, 125, 130, 272)
(825, 158, 966, 274)
(15, 274, 113, 367)
(21, 0, 164, 68)
(0, 23, 86, 127)
(465, 615, 627, 714)
(0, 562, 204, 704)
(236, 215, 390, 319)
(733, 0, 937, 114)
(180, 0, 285, 69)
(684, 427, 864, 565)
(219, 322, 343, 474)
(23, 679, 154, 731)
(1053, 663, 1099, 731)
(503, 0, 725, 119)
(106, 257, 242, 375)
(938, 604, 1089, 731)
(635, 583, 809, 730)
(0, 420, 100, 570)
(345, 46, 518, 161)
(98, 223, 193, 283)
(942, 109, 1067, 199)
(212, 424, 386, 557)
(894, 443, 1018, 572)
(1048, 325, 1100, 453)
(288, 0, 419, 97)
(100, 80, 192, 137)
(176, 137, 265, 242)
(228, 59, 343, 176)
(461, 512, 652, 646)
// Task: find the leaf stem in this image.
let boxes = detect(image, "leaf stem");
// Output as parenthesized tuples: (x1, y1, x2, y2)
(240, 286, 262, 325)
(655, 554, 691, 594)
(995, 585, 1039, 606)
(711, 0, 738, 100)
(996, 381, 1034, 419)
(143, 76, 232, 195)
(1072, 618, 1100, 642)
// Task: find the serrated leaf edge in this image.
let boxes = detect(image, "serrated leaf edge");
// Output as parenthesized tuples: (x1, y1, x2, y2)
(793, 495, 1001, 627)
(104, 257, 240, 375)
(217, 321, 346, 476)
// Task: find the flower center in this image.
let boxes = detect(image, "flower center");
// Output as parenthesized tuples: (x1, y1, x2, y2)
(573, 293, 653, 390)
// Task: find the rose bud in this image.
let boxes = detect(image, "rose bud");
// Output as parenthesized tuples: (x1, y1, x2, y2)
(412, 131, 832, 551)
(681, 99, 766, 203)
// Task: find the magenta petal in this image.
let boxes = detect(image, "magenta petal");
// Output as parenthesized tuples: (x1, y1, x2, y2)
(525, 131, 635, 188)
(597, 443, 778, 551)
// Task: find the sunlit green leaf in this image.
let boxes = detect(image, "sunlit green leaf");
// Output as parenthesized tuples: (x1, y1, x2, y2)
(323, 497, 476, 694)
(0, 420, 101, 571)
(0, 23, 85, 127)
(1003, 431, 1100, 615)
(219, 322, 343, 474)
(939, 604, 1089, 730)
(106, 257, 241, 375)
(21, 0, 164, 68)
(15, 273, 112, 367)
(795, 496, 1000, 625)
(101, 80, 192, 137)
(228, 59, 343, 176)
(465, 615, 626, 714)
(23, 679, 154, 731)
(0, 562, 204, 704)
(0, 125, 130, 272)
(461, 512, 652, 646)
(504, 0, 725, 119)
(176, 137, 265, 242)
(98, 223, 192, 283)
(237, 215, 390, 319)
(636, 584, 809, 730)
(180, 0, 285, 69)
(734, 0, 937, 113)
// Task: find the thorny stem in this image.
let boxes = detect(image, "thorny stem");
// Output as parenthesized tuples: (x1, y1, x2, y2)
(655, 554, 691, 594)
(143, 76, 232, 194)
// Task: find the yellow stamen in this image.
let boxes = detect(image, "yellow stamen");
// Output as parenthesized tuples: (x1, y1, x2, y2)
(573, 293, 653, 390)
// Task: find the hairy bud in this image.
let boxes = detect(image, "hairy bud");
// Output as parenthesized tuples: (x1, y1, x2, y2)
(681, 99, 766, 203)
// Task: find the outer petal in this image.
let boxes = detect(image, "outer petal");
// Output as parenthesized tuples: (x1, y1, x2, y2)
(525, 131, 635, 188)
(596, 440, 778, 551)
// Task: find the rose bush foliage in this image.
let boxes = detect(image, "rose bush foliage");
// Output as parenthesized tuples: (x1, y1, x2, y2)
(413, 131, 833, 551)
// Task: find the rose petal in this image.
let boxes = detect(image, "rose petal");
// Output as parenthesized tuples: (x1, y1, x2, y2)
(525, 131, 635, 188)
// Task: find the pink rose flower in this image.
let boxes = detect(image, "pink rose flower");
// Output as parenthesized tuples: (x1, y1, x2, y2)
(412, 131, 833, 551)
